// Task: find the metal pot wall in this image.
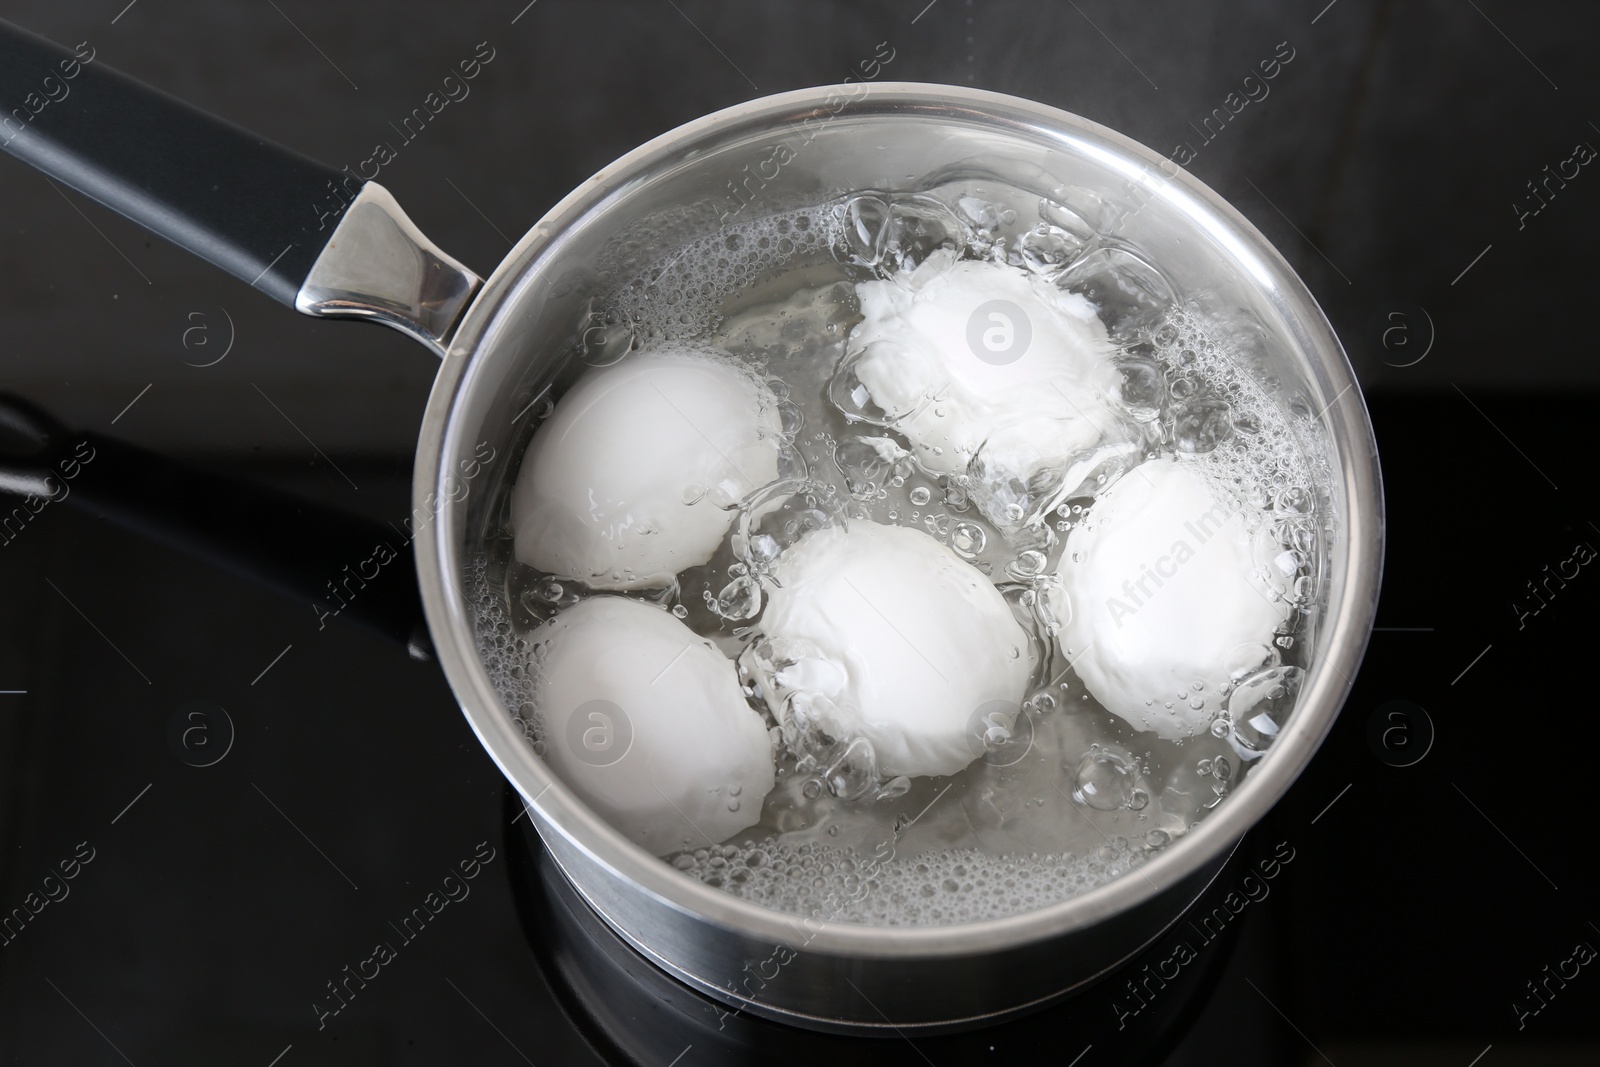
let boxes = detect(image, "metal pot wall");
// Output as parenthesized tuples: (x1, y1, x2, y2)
(0, 21, 1382, 1032)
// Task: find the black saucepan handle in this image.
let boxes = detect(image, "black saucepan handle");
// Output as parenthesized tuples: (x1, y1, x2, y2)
(0, 21, 359, 307)
(0, 393, 431, 659)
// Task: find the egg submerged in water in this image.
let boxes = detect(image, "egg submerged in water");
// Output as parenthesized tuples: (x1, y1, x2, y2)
(1054, 458, 1290, 740)
(511, 346, 783, 591)
(530, 596, 776, 856)
(839, 253, 1121, 528)
(750, 519, 1033, 781)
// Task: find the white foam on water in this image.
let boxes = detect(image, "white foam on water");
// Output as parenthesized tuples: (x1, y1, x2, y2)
(670, 837, 1140, 926)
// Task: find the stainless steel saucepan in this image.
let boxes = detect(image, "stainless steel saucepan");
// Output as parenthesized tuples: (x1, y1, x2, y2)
(0, 20, 1382, 1032)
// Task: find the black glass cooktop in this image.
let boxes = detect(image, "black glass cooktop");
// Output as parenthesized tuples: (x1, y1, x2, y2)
(2, 1, 1597, 1064)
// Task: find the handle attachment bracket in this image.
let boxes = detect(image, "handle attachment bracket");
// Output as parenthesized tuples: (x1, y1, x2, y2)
(296, 182, 483, 358)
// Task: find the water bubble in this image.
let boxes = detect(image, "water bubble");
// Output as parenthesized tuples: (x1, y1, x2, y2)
(1018, 225, 1087, 278)
(1228, 666, 1305, 754)
(828, 350, 899, 427)
(714, 575, 761, 620)
(1097, 357, 1167, 422)
(884, 195, 968, 274)
(838, 195, 892, 268)
(735, 482, 841, 568)
(1057, 245, 1176, 338)
(951, 521, 987, 559)
(536, 578, 565, 602)
(1252, 527, 1306, 600)
(909, 486, 932, 506)
(826, 737, 879, 800)
(1004, 549, 1048, 580)
(1073, 749, 1136, 811)
(1037, 197, 1096, 240)
(966, 700, 1034, 766)
(777, 401, 805, 440)
(1275, 485, 1314, 516)
(1172, 398, 1233, 454)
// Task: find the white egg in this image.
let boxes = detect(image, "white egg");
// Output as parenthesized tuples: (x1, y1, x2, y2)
(756, 520, 1032, 779)
(532, 596, 775, 856)
(846, 254, 1116, 512)
(1055, 459, 1289, 739)
(511, 347, 782, 591)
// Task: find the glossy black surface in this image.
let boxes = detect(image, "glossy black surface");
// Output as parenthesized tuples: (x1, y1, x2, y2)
(2, 1, 1597, 1064)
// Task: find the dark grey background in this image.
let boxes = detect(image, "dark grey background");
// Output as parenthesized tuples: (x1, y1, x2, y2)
(1, 0, 1595, 459)
(0, 1, 1596, 1064)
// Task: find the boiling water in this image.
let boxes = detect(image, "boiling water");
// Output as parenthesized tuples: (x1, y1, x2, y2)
(469, 175, 1334, 926)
